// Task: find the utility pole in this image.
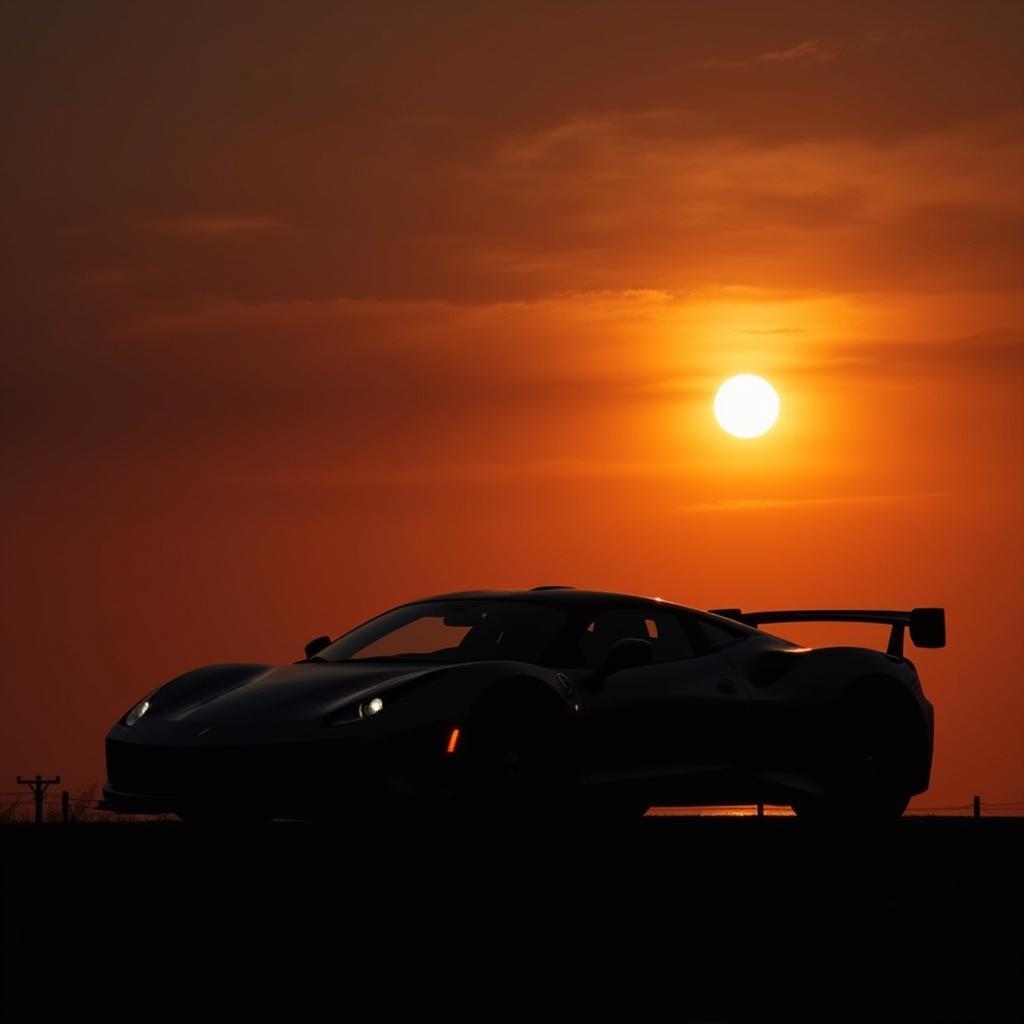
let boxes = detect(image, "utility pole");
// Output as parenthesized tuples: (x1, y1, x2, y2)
(16, 775, 60, 824)
(973, 794, 981, 818)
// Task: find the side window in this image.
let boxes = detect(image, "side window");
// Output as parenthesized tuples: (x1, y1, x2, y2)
(691, 614, 750, 650)
(579, 607, 694, 667)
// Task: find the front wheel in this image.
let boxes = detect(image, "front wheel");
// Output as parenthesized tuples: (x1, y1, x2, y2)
(178, 804, 272, 828)
(456, 702, 574, 820)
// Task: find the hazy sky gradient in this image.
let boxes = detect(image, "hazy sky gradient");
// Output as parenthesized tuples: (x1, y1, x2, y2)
(1, 1, 1021, 804)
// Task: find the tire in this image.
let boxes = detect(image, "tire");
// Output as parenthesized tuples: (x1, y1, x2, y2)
(791, 790, 909, 823)
(793, 697, 915, 823)
(457, 700, 573, 820)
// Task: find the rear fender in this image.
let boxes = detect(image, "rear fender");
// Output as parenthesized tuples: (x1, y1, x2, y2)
(753, 646, 918, 701)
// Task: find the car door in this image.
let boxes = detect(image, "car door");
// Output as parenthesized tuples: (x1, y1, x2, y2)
(576, 605, 751, 789)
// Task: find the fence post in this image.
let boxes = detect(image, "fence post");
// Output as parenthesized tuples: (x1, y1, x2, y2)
(972, 795, 981, 818)
(756, 803, 764, 818)
(61, 790, 70, 824)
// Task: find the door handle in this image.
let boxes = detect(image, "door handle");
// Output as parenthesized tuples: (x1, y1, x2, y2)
(716, 679, 739, 695)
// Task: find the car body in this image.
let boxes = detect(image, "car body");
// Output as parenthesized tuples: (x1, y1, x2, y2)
(102, 588, 943, 821)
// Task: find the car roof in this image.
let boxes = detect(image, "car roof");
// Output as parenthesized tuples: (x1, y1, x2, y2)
(404, 587, 706, 616)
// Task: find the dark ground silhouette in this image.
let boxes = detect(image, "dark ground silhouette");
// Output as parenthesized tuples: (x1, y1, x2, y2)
(2, 816, 1021, 1022)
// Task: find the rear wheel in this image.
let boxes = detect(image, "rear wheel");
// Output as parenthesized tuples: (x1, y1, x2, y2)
(791, 790, 910, 823)
(793, 697, 915, 823)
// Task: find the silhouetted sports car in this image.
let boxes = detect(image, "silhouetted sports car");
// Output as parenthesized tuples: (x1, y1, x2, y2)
(102, 588, 944, 822)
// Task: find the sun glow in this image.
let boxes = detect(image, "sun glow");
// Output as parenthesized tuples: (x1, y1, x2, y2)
(714, 375, 780, 438)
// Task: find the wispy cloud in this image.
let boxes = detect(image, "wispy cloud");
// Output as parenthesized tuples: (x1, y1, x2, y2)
(143, 216, 285, 239)
(695, 40, 836, 69)
(483, 111, 1024, 296)
(679, 492, 946, 513)
(805, 330, 1024, 377)
(757, 40, 836, 64)
(253, 458, 702, 488)
(729, 327, 806, 336)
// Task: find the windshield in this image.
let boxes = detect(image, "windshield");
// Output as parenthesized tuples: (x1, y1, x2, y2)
(315, 600, 570, 665)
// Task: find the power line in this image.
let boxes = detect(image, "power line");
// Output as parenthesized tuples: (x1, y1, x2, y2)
(15, 775, 60, 825)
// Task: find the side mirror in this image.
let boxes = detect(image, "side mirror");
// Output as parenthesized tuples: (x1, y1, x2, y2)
(304, 635, 332, 659)
(586, 637, 654, 691)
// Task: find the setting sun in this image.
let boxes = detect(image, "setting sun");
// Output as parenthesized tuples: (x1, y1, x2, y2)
(714, 374, 780, 438)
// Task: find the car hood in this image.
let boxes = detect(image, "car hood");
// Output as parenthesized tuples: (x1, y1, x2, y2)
(148, 661, 446, 725)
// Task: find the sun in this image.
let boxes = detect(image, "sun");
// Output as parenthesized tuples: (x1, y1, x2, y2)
(714, 374, 780, 438)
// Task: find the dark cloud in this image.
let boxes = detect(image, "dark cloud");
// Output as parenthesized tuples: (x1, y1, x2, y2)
(1, 2, 1020, 324)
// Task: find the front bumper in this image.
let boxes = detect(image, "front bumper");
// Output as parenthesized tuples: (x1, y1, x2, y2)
(102, 724, 455, 818)
(100, 785, 224, 816)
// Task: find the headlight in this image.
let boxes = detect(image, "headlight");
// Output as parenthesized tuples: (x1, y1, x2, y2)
(358, 696, 384, 719)
(124, 699, 151, 727)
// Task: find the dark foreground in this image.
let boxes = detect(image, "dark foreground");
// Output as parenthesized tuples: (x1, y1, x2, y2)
(2, 816, 1022, 1022)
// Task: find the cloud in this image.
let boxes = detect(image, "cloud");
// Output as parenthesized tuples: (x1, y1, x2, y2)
(756, 40, 836, 63)
(695, 39, 836, 69)
(256, 457, 702, 488)
(729, 327, 806, 336)
(679, 493, 947, 513)
(0, 289, 702, 477)
(805, 330, 1024, 378)
(143, 216, 285, 239)
(477, 111, 1024, 296)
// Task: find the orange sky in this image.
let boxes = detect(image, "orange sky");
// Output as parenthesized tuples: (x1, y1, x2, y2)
(1, 1, 1022, 807)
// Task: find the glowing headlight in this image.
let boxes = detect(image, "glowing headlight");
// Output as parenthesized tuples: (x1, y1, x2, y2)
(125, 699, 151, 727)
(358, 696, 384, 719)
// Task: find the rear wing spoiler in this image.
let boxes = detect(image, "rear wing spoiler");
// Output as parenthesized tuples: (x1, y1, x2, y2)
(709, 607, 946, 658)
